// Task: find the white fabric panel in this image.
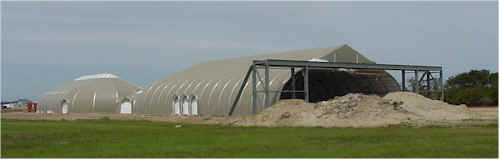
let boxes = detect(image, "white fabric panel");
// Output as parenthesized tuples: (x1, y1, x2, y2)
(120, 101, 132, 114)
(308, 58, 328, 62)
(61, 103, 68, 114)
(173, 97, 181, 115)
(191, 97, 198, 115)
(182, 97, 190, 115)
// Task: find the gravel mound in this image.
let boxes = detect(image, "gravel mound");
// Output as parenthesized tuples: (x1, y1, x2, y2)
(237, 92, 477, 127)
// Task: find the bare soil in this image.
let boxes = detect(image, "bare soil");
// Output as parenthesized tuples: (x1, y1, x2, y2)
(2, 92, 497, 127)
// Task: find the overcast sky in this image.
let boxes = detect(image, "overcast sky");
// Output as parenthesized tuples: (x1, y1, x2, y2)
(1, 1, 498, 101)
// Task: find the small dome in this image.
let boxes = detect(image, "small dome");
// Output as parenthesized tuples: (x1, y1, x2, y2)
(40, 73, 139, 114)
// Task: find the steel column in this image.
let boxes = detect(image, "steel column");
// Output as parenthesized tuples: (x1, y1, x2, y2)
(402, 70, 406, 91)
(252, 65, 257, 114)
(414, 70, 419, 94)
(264, 61, 270, 108)
(426, 71, 431, 97)
(304, 66, 309, 103)
(440, 70, 444, 101)
(291, 67, 296, 99)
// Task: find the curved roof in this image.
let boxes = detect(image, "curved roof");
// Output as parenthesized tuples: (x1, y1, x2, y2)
(74, 73, 119, 81)
(134, 44, 400, 116)
(40, 73, 139, 114)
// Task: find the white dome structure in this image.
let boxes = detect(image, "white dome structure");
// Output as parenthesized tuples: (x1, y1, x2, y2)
(39, 73, 140, 114)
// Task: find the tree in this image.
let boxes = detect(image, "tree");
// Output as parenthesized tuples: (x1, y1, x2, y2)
(446, 69, 490, 89)
(444, 70, 498, 106)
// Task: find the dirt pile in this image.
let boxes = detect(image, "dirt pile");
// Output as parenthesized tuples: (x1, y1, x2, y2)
(2, 92, 496, 128)
(237, 92, 477, 127)
(383, 92, 471, 122)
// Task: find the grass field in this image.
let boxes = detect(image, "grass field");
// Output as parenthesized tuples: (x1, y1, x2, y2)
(1, 119, 498, 158)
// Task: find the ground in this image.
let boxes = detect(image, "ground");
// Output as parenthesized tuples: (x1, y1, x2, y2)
(1, 118, 498, 158)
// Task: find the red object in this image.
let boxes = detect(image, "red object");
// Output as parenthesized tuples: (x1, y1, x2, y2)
(27, 103, 38, 112)
(27, 104, 33, 112)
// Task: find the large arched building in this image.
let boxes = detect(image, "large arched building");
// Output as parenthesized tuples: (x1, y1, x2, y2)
(134, 44, 401, 116)
(39, 73, 140, 114)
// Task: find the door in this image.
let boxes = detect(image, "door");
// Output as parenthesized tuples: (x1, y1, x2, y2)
(191, 96, 198, 115)
(61, 102, 68, 114)
(173, 96, 181, 115)
(182, 96, 190, 115)
(120, 100, 132, 114)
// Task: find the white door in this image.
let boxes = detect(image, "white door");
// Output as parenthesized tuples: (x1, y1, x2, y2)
(191, 97, 198, 115)
(61, 102, 68, 114)
(120, 101, 132, 114)
(182, 96, 190, 115)
(173, 97, 181, 115)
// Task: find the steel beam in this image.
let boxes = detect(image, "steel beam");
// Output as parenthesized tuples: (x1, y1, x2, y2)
(418, 71, 427, 83)
(281, 90, 305, 93)
(228, 64, 254, 116)
(257, 90, 288, 92)
(255, 69, 265, 86)
(254, 59, 442, 71)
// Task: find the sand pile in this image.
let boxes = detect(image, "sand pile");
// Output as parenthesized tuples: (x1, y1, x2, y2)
(383, 92, 471, 122)
(237, 92, 475, 127)
(3, 92, 494, 128)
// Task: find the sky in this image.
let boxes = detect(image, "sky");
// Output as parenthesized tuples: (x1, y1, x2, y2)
(1, 1, 498, 101)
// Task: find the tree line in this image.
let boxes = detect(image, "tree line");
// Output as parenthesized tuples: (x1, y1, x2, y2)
(444, 70, 497, 106)
(408, 69, 497, 107)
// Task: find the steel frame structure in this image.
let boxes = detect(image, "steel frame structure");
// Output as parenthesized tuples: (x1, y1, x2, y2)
(228, 59, 443, 116)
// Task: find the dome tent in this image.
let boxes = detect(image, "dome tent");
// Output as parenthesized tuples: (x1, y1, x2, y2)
(39, 73, 140, 114)
(134, 44, 401, 116)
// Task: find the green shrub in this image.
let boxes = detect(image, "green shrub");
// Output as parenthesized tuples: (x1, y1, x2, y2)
(444, 70, 498, 106)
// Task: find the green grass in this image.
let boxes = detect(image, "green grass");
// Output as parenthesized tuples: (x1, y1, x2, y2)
(1, 119, 498, 158)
